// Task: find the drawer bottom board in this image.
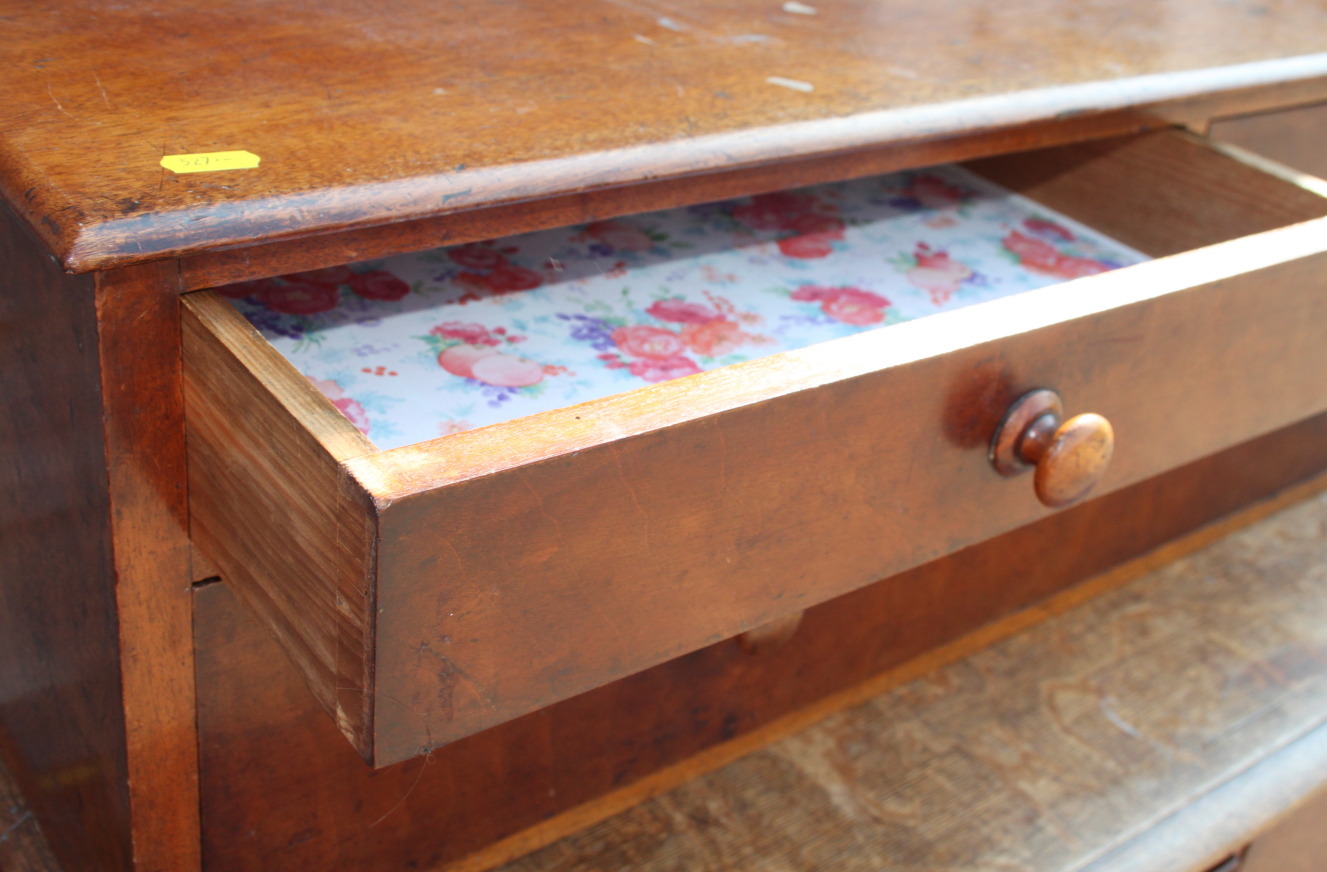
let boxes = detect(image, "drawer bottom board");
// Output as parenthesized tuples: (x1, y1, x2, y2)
(195, 410, 1327, 872)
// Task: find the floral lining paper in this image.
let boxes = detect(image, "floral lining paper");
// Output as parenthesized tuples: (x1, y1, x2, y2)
(219, 165, 1150, 451)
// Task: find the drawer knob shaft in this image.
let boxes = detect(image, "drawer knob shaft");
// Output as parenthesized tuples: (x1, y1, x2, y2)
(990, 389, 1114, 508)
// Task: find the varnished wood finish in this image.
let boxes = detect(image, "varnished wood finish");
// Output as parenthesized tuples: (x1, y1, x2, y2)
(181, 292, 378, 756)
(1034, 413, 1115, 508)
(194, 412, 1327, 871)
(182, 130, 1327, 763)
(4, 2, 1327, 271)
(0, 201, 131, 871)
(494, 486, 1327, 872)
(1211, 100, 1327, 179)
(94, 265, 201, 872)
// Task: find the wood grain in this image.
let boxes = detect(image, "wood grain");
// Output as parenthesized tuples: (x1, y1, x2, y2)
(493, 486, 1327, 872)
(0, 199, 132, 872)
(354, 133, 1327, 762)
(93, 264, 201, 872)
(182, 291, 380, 756)
(193, 409, 1327, 872)
(182, 130, 1327, 763)
(4, 1, 1327, 270)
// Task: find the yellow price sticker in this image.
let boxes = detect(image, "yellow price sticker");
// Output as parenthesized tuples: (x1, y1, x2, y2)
(160, 150, 261, 174)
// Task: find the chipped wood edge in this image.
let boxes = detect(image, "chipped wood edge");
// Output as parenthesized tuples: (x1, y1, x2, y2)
(433, 465, 1327, 872)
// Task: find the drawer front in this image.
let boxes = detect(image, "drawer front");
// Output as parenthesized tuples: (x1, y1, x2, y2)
(183, 131, 1327, 766)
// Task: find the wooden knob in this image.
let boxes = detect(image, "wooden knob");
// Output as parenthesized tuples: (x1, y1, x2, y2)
(990, 389, 1114, 508)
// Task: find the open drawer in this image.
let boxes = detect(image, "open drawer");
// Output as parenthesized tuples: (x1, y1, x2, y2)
(183, 129, 1327, 767)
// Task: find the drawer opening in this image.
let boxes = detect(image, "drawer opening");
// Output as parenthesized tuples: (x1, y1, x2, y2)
(207, 129, 1326, 454)
(183, 128, 1327, 765)
(214, 157, 1151, 450)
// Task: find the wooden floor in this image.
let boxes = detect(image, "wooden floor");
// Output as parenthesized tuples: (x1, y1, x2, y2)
(6, 484, 1327, 872)
(489, 485, 1327, 872)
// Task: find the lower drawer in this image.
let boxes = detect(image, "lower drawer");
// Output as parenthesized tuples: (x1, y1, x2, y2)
(195, 413, 1327, 872)
(184, 129, 1327, 766)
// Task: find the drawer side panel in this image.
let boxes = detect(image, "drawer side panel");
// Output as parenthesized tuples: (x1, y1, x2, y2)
(182, 292, 379, 759)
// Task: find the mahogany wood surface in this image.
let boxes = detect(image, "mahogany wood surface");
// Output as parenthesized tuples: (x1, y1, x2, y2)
(0, 201, 131, 871)
(193, 410, 1327, 872)
(5, 2, 1327, 271)
(182, 130, 1327, 763)
(94, 264, 201, 872)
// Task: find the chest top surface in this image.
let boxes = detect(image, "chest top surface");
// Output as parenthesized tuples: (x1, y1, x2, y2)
(3, 0, 1327, 272)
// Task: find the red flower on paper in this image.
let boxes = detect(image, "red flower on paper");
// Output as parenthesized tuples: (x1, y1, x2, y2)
(907, 174, 967, 209)
(215, 278, 280, 299)
(627, 355, 702, 383)
(349, 270, 410, 301)
(1023, 217, 1075, 242)
(791, 285, 891, 326)
(777, 233, 839, 259)
(612, 325, 686, 359)
(479, 265, 543, 293)
(430, 321, 501, 346)
(785, 213, 845, 236)
(257, 281, 340, 315)
(823, 293, 888, 326)
(1003, 230, 1109, 279)
(647, 298, 720, 324)
(732, 192, 814, 230)
(906, 244, 974, 305)
(282, 265, 356, 288)
(437, 345, 545, 387)
(680, 318, 749, 356)
(447, 244, 508, 269)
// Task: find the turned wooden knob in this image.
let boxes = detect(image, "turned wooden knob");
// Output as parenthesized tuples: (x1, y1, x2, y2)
(990, 389, 1114, 508)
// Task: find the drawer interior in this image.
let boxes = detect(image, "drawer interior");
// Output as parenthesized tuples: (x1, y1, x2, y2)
(209, 130, 1326, 450)
(216, 162, 1150, 449)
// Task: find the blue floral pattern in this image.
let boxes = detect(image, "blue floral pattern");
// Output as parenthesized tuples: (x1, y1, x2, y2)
(219, 165, 1148, 450)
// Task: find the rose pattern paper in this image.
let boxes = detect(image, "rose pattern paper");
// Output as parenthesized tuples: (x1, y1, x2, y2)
(220, 165, 1148, 450)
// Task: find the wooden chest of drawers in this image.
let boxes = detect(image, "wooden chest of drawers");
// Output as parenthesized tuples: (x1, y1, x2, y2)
(6, 2, 1327, 869)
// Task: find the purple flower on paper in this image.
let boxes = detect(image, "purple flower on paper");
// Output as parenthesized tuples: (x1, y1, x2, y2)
(242, 307, 308, 342)
(558, 313, 617, 351)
